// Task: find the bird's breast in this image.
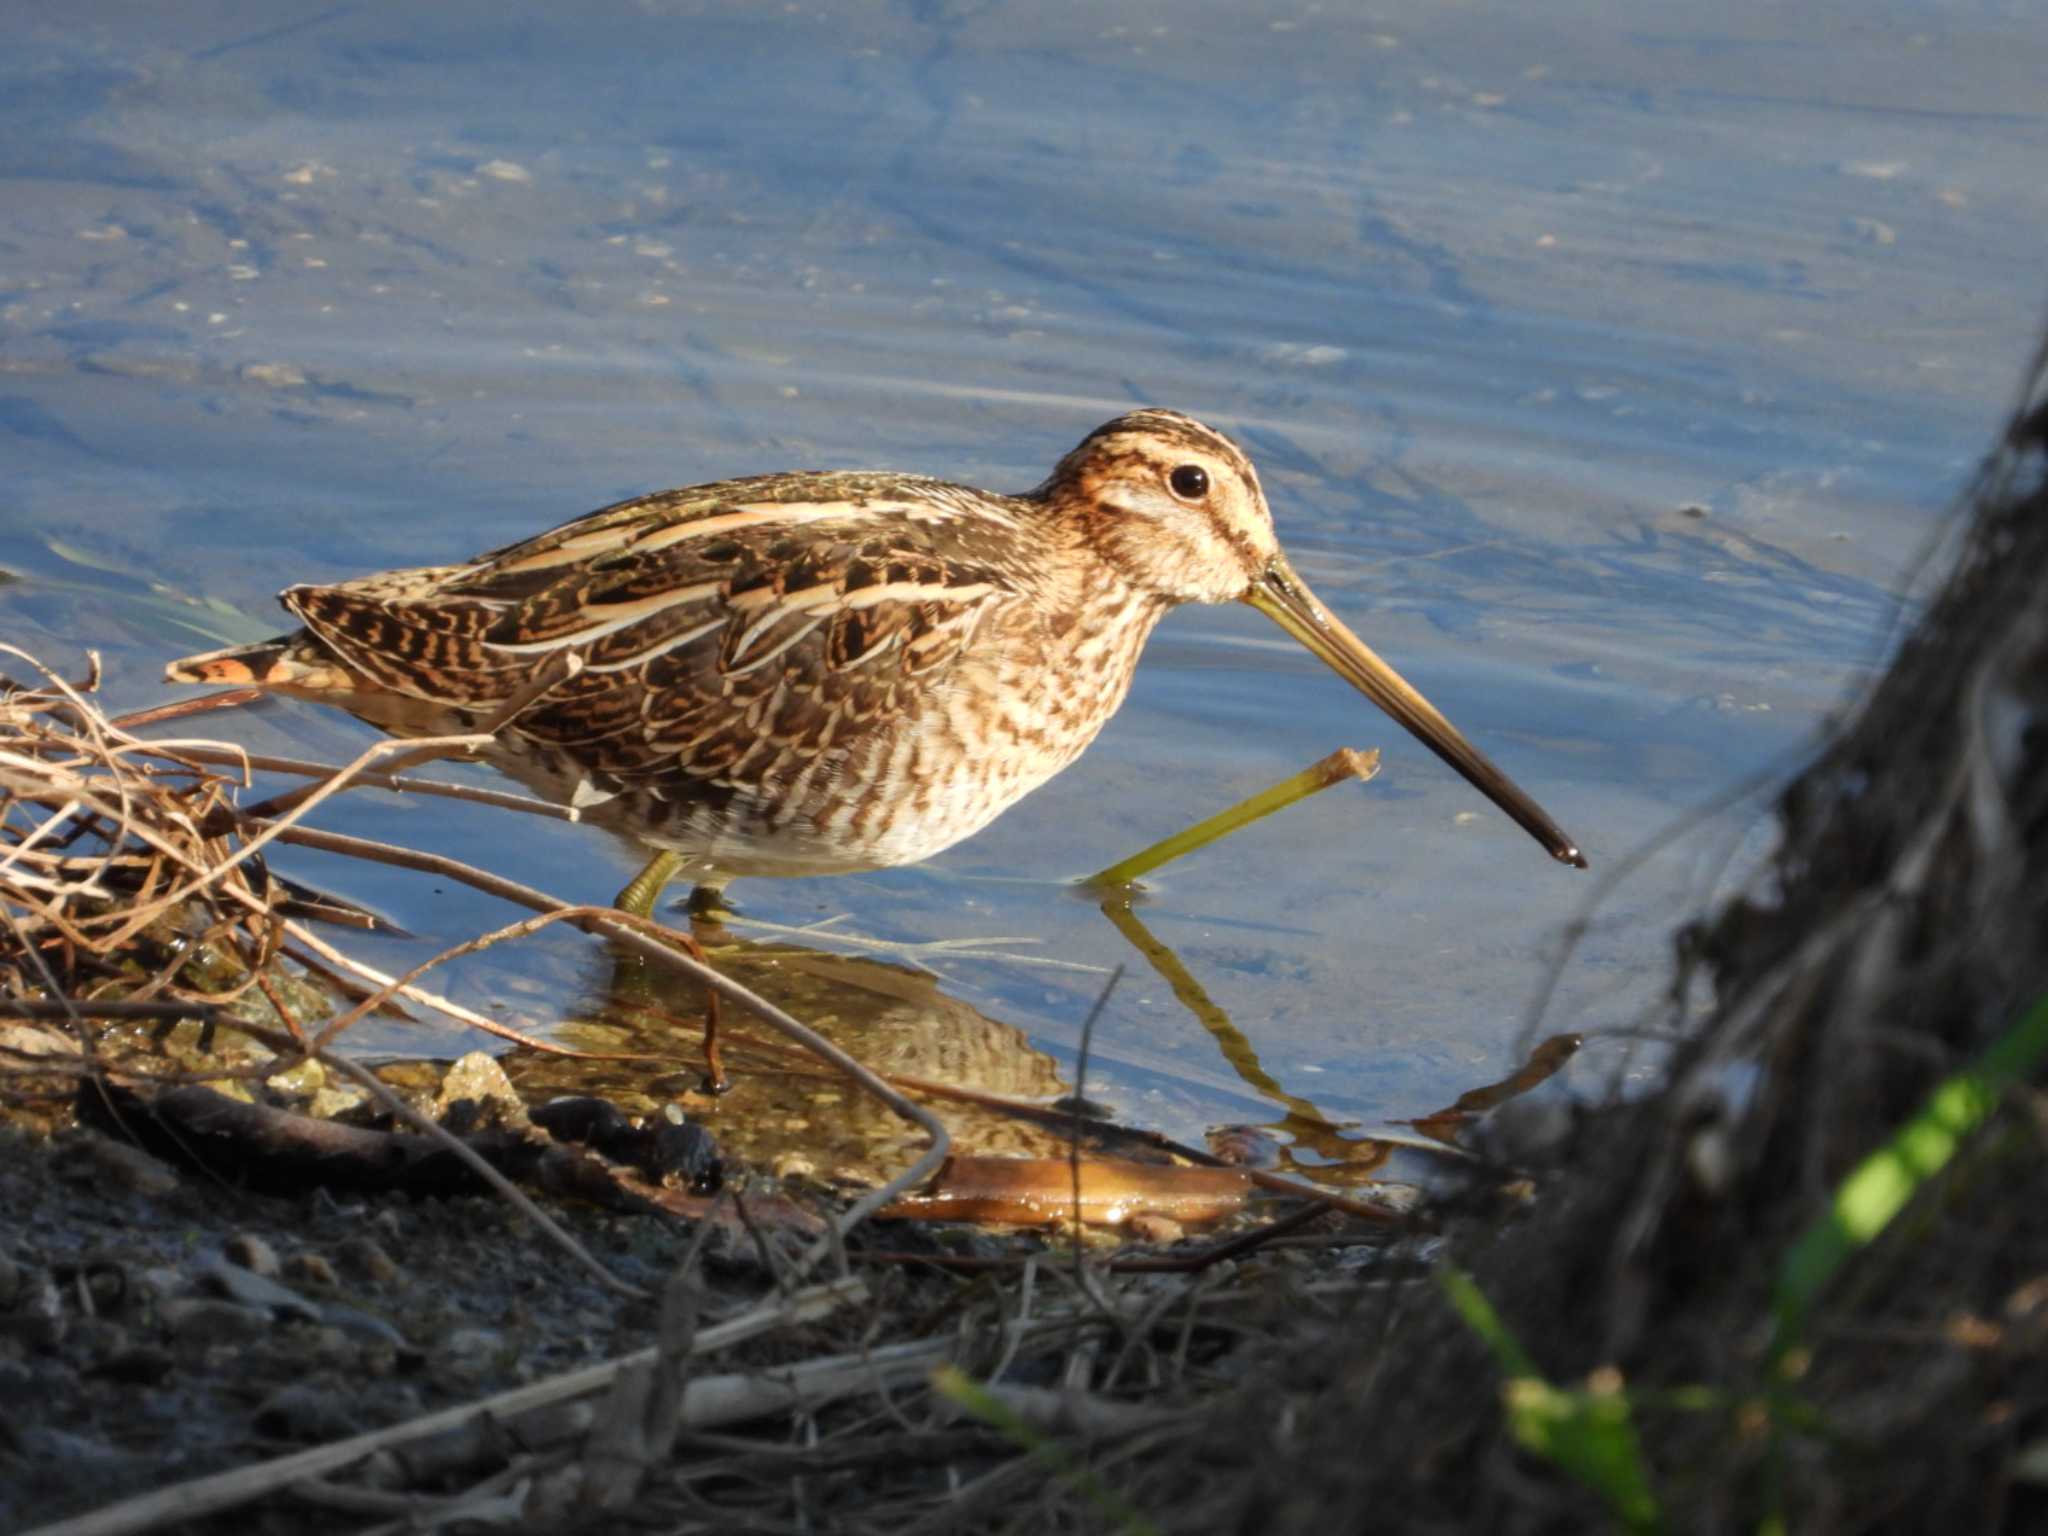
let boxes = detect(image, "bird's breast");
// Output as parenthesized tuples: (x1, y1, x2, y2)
(473, 582, 1171, 877)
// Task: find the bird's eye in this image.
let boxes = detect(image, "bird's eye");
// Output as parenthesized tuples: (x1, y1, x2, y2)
(1168, 464, 1209, 500)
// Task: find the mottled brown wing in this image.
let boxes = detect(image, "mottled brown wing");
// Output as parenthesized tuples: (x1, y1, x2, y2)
(284, 473, 1031, 792)
(499, 522, 1016, 792)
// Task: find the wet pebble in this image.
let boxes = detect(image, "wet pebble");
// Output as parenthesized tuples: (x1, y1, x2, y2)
(11, 1426, 160, 1492)
(318, 1304, 410, 1352)
(70, 1316, 129, 1364)
(1125, 1213, 1185, 1245)
(133, 1266, 184, 1305)
(94, 1341, 175, 1385)
(76, 1259, 128, 1315)
(0, 1354, 34, 1397)
(224, 1233, 281, 1278)
(533, 1095, 722, 1190)
(1206, 1125, 1283, 1169)
(1352, 1183, 1423, 1218)
(54, 1134, 179, 1198)
(525, 1466, 585, 1529)
(161, 1297, 270, 1347)
(254, 1381, 359, 1443)
(283, 1252, 340, 1290)
(435, 1325, 506, 1377)
(0, 1270, 66, 1348)
(198, 1258, 321, 1323)
(337, 1237, 400, 1286)
(299, 1324, 357, 1364)
(436, 1051, 530, 1130)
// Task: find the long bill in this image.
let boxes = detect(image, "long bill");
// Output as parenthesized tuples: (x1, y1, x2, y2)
(1244, 555, 1587, 869)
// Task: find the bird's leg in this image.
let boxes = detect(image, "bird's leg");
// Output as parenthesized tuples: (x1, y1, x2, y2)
(616, 848, 686, 917)
(691, 954, 728, 1096)
(613, 849, 730, 1094)
(1084, 748, 1382, 888)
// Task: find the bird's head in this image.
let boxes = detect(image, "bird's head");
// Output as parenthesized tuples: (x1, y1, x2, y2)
(1044, 408, 1586, 868)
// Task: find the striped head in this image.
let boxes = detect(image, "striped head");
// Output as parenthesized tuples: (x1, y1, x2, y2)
(1044, 407, 1588, 869)
(1040, 409, 1279, 605)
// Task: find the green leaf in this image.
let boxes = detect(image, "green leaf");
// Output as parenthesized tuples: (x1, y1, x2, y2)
(1771, 992, 2048, 1364)
(1443, 1267, 1662, 1532)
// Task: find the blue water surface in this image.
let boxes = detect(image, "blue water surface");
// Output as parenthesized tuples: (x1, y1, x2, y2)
(3, 0, 2042, 1153)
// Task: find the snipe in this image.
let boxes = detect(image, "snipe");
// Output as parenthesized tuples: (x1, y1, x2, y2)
(168, 409, 1584, 905)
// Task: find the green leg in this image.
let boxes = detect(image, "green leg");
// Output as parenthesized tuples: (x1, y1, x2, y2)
(610, 850, 733, 1095)
(1085, 747, 1381, 889)
(1097, 892, 1347, 1157)
(615, 848, 686, 918)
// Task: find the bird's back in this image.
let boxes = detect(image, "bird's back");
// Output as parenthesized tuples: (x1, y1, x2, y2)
(172, 468, 1164, 875)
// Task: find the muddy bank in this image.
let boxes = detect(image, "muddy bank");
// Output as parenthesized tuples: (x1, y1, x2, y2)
(0, 1117, 708, 1533)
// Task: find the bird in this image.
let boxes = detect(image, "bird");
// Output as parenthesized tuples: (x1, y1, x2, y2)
(168, 406, 1583, 931)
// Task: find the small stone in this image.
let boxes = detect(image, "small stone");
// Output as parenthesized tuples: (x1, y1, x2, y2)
(161, 1297, 269, 1346)
(532, 1096, 629, 1145)
(1355, 1183, 1425, 1217)
(1206, 1124, 1282, 1169)
(0, 1022, 78, 1061)
(224, 1234, 281, 1278)
(283, 1252, 340, 1290)
(264, 1056, 328, 1097)
(254, 1381, 359, 1442)
(524, 1465, 585, 1528)
(9, 1426, 157, 1490)
(318, 1305, 409, 1351)
(435, 1326, 506, 1379)
(301, 1324, 355, 1364)
(81, 1261, 127, 1314)
(336, 1237, 400, 1286)
(133, 1266, 184, 1304)
(307, 1082, 369, 1119)
(197, 1258, 322, 1323)
(54, 1133, 179, 1198)
(354, 1338, 402, 1379)
(435, 1051, 529, 1129)
(95, 1343, 174, 1385)
(0, 1272, 65, 1348)
(771, 1152, 816, 1181)
(71, 1316, 129, 1364)
(1124, 1212, 1185, 1245)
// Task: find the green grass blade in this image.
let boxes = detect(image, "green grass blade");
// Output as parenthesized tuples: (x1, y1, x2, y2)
(1443, 1267, 1661, 1532)
(1771, 992, 2048, 1363)
(1441, 1264, 1540, 1376)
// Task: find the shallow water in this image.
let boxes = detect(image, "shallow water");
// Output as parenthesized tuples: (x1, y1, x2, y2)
(5, 2, 2042, 1174)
